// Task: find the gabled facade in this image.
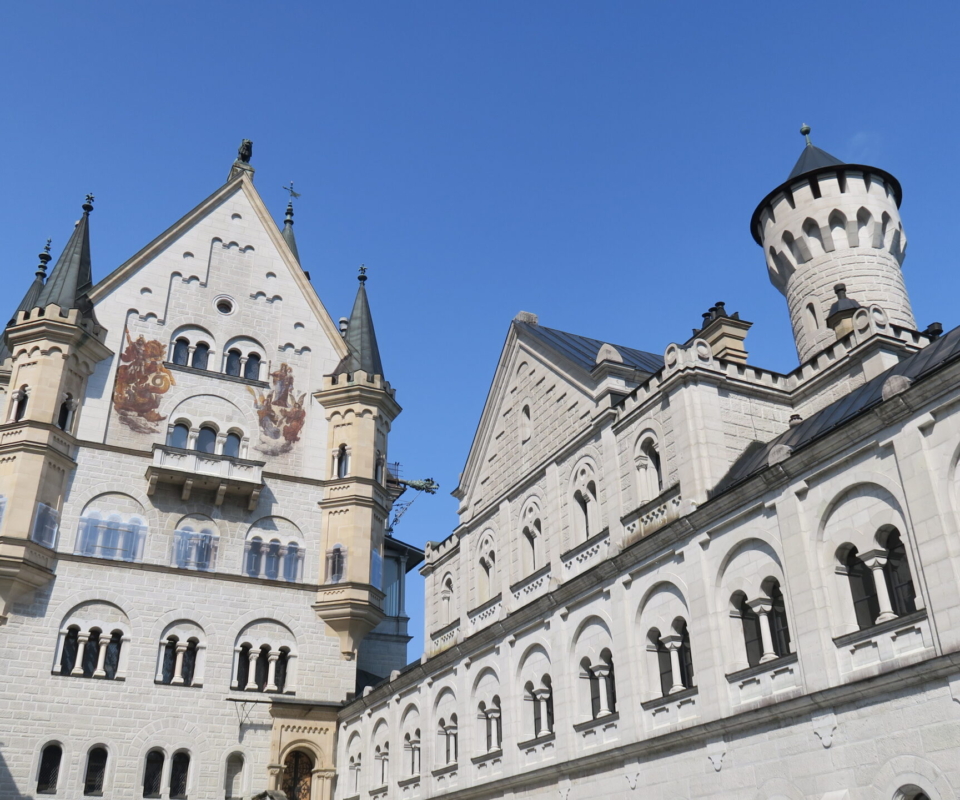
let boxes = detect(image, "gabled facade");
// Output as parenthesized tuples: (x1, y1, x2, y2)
(0, 146, 420, 800)
(336, 132, 960, 800)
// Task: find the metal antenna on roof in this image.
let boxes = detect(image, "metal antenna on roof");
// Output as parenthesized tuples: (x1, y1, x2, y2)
(800, 123, 812, 147)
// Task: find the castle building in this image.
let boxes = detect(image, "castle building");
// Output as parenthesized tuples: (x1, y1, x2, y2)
(0, 146, 421, 800)
(2, 128, 960, 800)
(334, 130, 960, 800)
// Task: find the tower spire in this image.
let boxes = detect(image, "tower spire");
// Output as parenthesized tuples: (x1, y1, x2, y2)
(280, 182, 302, 263)
(335, 265, 384, 377)
(0, 241, 53, 363)
(36, 197, 94, 314)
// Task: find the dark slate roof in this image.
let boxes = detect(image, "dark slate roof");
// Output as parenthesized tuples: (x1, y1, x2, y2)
(787, 143, 845, 180)
(712, 324, 960, 496)
(37, 201, 94, 311)
(0, 274, 46, 363)
(334, 277, 384, 377)
(281, 201, 301, 264)
(515, 321, 664, 374)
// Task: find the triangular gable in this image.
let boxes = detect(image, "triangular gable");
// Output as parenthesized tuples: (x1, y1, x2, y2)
(454, 321, 605, 514)
(89, 173, 348, 360)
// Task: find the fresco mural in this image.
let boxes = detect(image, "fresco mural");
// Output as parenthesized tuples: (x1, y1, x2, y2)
(248, 363, 306, 455)
(112, 332, 176, 433)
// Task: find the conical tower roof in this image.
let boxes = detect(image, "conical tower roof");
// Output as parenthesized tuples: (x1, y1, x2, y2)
(334, 268, 384, 377)
(281, 201, 301, 264)
(36, 197, 94, 311)
(0, 244, 53, 363)
(787, 142, 845, 180)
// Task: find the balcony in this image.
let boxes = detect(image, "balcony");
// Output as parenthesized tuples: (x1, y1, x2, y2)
(145, 445, 265, 509)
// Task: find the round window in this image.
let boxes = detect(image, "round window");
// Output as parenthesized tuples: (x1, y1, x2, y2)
(216, 297, 234, 315)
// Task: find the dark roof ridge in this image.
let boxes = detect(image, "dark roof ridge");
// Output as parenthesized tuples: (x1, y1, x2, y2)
(515, 320, 664, 374)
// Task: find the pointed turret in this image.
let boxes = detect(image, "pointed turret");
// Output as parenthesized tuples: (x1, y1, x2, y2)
(0, 242, 53, 364)
(281, 201, 301, 264)
(336, 267, 385, 377)
(36, 197, 94, 314)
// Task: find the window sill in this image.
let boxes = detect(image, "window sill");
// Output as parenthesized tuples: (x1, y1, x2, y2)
(224, 691, 295, 702)
(725, 652, 798, 683)
(431, 763, 458, 778)
(832, 608, 927, 648)
(640, 685, 697, 711)
(517, 731, 555, 750)
(155, 680, 204, 688)
(470, 748, 502, 765)
(397, 776, 421, 789)
(51, 671, 126, 682)
(369, 785, 388, 796)
(165, 361, 269, 388)
(573, 711, 619, 734)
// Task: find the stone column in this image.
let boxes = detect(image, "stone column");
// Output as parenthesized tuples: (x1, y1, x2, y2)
(230, 647, 243, 689)
(863, 549, 898, 623)
(245, 649, 260, 690)
(71, 632, 90, 675)
(592, 665, 612, 715)
(93, 633, 109, 678)
(267, 763, 283, 791)
(171, 641, 188, 685)
(265, 650, 280, 692)
(661, 634, 685, 694)
(533, 688, 551, 737)
(486, 708, 501, 750)
(748, 599, 779, 663)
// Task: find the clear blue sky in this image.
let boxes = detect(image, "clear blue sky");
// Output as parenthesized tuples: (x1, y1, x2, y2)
(3, 2, 958, 659)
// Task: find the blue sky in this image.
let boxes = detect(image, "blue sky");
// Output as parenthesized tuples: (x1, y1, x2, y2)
(2, 2, 959, 659)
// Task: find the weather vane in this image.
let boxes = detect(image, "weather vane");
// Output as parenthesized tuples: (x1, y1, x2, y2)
(282, 181, 301, 200)
(44, 238, 52, 254)
(358, 264, 367, 283)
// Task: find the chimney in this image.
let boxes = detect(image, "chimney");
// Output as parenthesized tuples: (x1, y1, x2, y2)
(826, 284, 861, 340)
(691, 302, 752, 364)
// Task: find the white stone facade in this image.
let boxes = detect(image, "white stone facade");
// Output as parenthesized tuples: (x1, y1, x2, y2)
(336, 149, 960, 800)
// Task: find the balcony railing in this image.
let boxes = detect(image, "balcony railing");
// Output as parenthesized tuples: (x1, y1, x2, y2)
(146, 445, 264, 509)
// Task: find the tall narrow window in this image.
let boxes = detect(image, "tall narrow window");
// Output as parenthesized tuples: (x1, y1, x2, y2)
(225, 349, 242, 377)
(13, 386, 29, 422)
(678, 622, 694, 688)
(575, 491, 590, 538)
(520, 404, 532, 443)
(845, 546, 880, 630)
(282, 751, 314, 800)
(246, 537, 263, 577)
(223, 432, 242, 459)
(283, 543, 301, 582)
(60, 626, 80, 674)
(641, 439, 662, 494)
(375, 453, 384, 484)
(191, 342, 210, 370)
(883, 529, 917, 616)
(326, 545, 346, 584)
(738, 595, 764, 668)
(169, 752, 190, 800)
(142, 751, 164, 798)
(654, 631, 672, 697)
(37, 743, 62, 794)
(103, 631, 123, 680)
(168, 423, 189, 449)
(172, 338, 189, 366)
(57, 394, 74, 431)
(336, 445, 349, 479)
(244, 353, 261, 381)
(806, 302, 818, 330)
(84, 747, 108, 796)
(264, 540, 281, 580)
(195, 425, 217, 454)
(224, 754, 244, 800)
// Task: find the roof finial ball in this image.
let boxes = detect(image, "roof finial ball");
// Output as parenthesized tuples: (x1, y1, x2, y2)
(800, 123, 812, 146)
(83, 194, 95, 213)
(358, 264, 367, 284)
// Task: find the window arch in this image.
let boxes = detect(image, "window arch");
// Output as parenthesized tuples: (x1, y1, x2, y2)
(634, 432, 663, 505)
(225, 348, 242, 376)
(520, 500, 542, 576)
(167, 422, 189, 449)
(244, 352, 262, 381)
(245, 519, 305, 582)
(169, 751, 190, 800)
(56, 602, 131, 681)
(524, 675, 554, 739)
(232, 620, 297, 694)
(36, 743, 62, 794)
(840, 544, 881, 630)
(195, 424, 217, 454)
(571, 461, 600, 542)
(191, 341, 210, 370)
(648, 619, 694, 697)
(142, 750, 164, 798)
(731, 578, 792, 668)
(440, 574, 455, 625)
(326, 543, 346, 584)
(156, 621, 205, 688)
(403, 729, 421, 776)
(580, 648, 616, 720)
(172, 338, 190, 366)
(76, 510, 147, 563)
(374, 742, 390, 786)
(224, 753, 245, 800)
(477, 533, 497, 604)
(83, 746, 108, 796)
(223, 431, 242, 458)
(438, 714, 458, 765)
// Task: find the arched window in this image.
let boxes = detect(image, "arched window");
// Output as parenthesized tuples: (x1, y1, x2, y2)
(375, 742, 390, 785)
(326, 544, 346, 583)
(520, 404, 532, 444)
(57, 394, 75, 431)
(142, 750, 164, 798)
(678, 622, 694, 688)
(349, 754, 361, 793)
(36, 743, 62, 794)
(223, 432, 242, 458)
(642, 439, 662, 493)
(160, 636, 200, 686)
(651, 622, 693, 697)
(77, 511, 147, 562)
(572, 470, 599, 542)
(60, 625, 81, 675)
(581, 651, 616, 719)
(264, 539, 282, 580)
(191, 342, 210, 370)
(244, 353, 261, 381)
(526, 677, 554, 738)
(769, 580, 791, 657)
(59, 625, 124, 680)
(224, 753, 244, 800)
(173, 525, 218, 571)
(478, 696, 502, 752)
(439, 715, 458, 764)
(404, 730, 421, 776)
(375, 452, 385, 484)
(844, 545, 880, 630)
(441, 576, 454, 624)
(479, 549, 496, 603)
(245, 536, 263, 577)
(83, 747, 108, 796)
(283, 542, 301, 582)
(522, 520, 540, 574)
(169, 751, 190, 800)
(13, 386, 28, 422)
(282, 750, 314, 800)
(225, 349, 242, 376)
(195, 425, 217, 454)
(336, 444, 349, 479)
(172, 338, 189, 366)
(167, 423, 189, 449)
(882, 528, 917, 616)
(737, 594, 764, 668)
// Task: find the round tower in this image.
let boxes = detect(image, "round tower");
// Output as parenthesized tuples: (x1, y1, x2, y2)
(751, 125, 914, 362)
